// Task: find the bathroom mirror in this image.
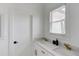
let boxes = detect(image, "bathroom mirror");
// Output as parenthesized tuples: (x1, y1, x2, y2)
(49, 5, 65, 34)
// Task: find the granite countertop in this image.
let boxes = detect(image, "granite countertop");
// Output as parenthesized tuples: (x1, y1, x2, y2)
(34, 39, 79, 56)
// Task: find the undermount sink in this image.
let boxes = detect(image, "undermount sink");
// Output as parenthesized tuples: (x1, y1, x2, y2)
(37, 39, 59, 50)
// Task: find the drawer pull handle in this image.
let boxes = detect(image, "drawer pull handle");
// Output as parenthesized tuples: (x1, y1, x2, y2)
(41, 50, 45, 54)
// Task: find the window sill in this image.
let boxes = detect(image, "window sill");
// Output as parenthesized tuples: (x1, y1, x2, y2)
(50, 33, 66, 36)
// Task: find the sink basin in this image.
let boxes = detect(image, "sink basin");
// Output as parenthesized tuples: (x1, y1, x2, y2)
(36, 39, 59, 50)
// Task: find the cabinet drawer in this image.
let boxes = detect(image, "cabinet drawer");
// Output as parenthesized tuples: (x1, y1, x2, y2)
(38, 47, 52, 56)
(34, 44, 53, 56)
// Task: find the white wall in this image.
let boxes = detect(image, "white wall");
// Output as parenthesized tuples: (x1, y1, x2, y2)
(0, 3, 44, 56)
(43, 3, 71, 44)
(43, 3, 79, 48)
(69, 3, 79, 47)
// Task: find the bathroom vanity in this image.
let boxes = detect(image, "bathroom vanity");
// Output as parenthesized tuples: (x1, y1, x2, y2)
(34, 39, 79, 56)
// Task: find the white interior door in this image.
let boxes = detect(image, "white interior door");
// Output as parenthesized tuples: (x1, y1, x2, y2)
(9, 13, 33, 56)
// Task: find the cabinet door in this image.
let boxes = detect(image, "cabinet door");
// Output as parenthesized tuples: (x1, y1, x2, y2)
(34, 44, 53, 56)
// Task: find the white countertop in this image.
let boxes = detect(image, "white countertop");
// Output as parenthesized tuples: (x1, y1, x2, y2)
(34, 39, 79, 56)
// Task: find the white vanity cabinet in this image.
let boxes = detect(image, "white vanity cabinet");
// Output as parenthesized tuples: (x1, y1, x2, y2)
(34, 44, 54, 56)
(34, 39, 79, 56)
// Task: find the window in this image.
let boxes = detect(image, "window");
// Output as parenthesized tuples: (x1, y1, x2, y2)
(50, 6, 65, 34)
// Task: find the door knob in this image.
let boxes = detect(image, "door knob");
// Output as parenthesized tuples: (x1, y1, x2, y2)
(14, 41, 18, 44)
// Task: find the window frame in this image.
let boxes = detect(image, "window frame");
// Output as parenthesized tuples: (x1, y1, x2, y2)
(49, 5, 66, 35)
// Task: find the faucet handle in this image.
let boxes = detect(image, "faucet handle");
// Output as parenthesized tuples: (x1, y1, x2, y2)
(52, 39, 59, 46)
